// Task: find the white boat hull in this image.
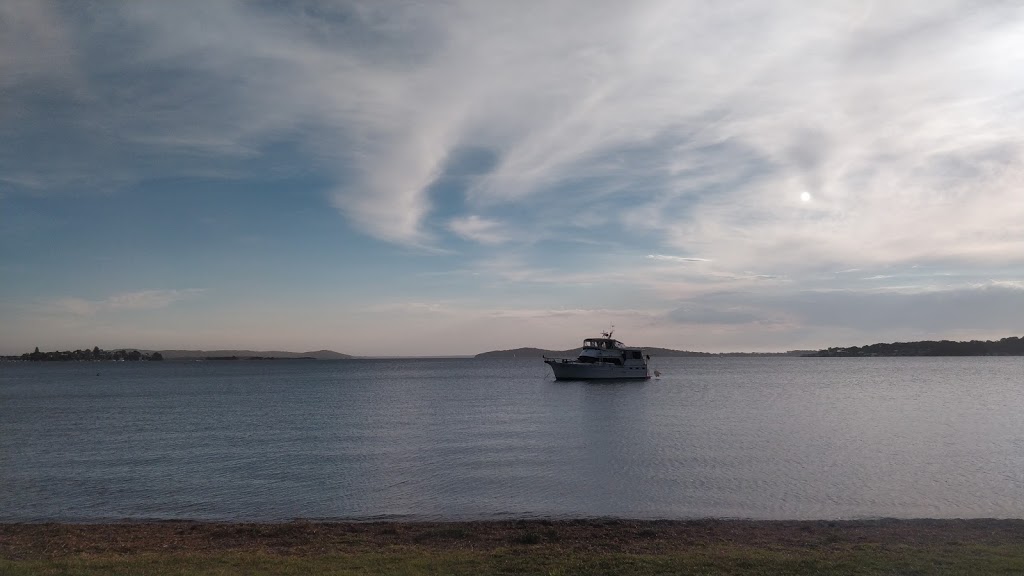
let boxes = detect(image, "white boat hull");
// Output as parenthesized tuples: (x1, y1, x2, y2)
(544, 359, 650, 380)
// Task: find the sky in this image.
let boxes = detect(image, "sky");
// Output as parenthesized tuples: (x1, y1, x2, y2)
(2, 0, 1024, 356)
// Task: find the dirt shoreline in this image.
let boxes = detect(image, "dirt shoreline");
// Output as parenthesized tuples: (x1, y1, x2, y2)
(4, 518, 1024, 559)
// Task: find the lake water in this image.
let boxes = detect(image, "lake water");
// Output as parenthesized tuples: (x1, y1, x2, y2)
(1, 357, 1022, 522)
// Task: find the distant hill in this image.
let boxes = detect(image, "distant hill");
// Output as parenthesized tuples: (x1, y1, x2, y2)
(474, 347, 811, 358)
(156, 349, 353, 360)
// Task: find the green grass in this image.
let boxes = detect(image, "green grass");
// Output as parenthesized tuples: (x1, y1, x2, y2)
(4, 544, 1024, 576)
(5, 520, 1024, 575)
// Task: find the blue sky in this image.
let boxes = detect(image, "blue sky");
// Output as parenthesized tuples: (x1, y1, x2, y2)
(2, 0, 1024, 356)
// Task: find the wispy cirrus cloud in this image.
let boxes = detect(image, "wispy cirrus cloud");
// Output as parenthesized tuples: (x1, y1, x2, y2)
(49, 289, 205, 317)
(6, 0, 1023, 269)
(448, 215, 510, 245)
(646, 254, 710, 263)
(5, 1, 1024, 355)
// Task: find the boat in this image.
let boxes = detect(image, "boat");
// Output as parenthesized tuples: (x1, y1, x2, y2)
(543, 330, 651, 380)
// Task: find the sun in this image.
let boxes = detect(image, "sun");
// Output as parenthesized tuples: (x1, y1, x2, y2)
(800, 191, 812, 202)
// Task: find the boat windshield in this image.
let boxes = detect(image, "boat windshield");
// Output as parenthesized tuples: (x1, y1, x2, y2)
(583, 339, 621, 349)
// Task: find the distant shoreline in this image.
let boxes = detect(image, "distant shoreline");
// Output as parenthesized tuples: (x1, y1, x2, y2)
(477, 335, 1024, 358)
(5, 335, 1022, 362)
(3, 348, 354, 362)
(474, 347, 814, 358)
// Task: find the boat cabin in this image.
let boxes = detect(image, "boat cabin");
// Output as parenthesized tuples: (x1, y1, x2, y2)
(582, 338, 623, 350)
(576, 337, 646, 366)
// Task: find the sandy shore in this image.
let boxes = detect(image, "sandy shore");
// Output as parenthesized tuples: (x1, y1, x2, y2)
(4, 518, 1024, 558)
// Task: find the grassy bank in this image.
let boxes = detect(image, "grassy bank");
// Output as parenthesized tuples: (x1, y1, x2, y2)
(3, 519, 1024, 575)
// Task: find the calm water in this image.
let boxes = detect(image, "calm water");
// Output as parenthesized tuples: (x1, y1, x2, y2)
(1, 357, 1022, 521)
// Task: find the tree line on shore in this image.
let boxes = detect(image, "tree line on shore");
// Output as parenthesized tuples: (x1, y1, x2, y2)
(21, 347, 163, 362)
(808, 336, 1024, 357)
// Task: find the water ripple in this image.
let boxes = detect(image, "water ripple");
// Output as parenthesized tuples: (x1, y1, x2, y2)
(2, 357, 1023, 521)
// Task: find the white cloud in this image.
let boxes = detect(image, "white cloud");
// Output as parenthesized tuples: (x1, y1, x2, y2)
(0, 0, 77, 90)
(6, 1, 1024, 266)
(646, 254, 710, 263)
(105, 289, 205, 310)
(4, 1, 1024, 354)
(48, 289, 205, 316)
(368, 301, 457, 316)
(989, 280, 1024, 291)
(448, 215, 510, 245)
(52, 297, 99, 317)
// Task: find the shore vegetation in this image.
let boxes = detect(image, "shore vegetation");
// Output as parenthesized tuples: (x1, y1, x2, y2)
(808, 336, 1024, 356)
(18, 346, 162, 362)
